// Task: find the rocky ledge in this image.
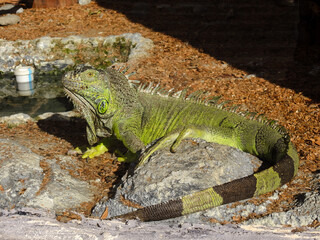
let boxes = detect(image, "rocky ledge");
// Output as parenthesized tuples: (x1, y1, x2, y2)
(0, 112, 319, 233)
(0, 33, 154, 73)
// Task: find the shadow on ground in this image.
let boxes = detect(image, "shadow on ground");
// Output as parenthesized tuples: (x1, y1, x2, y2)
(96, 0, 320, 102)
(37, 115, 88, 147)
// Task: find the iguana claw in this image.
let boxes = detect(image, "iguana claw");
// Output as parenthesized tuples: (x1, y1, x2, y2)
(82, 142, 109, 159)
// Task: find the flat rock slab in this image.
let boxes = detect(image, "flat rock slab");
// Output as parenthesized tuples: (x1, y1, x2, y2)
(0, 208, 319, 240)
(92, 139, 264, 222)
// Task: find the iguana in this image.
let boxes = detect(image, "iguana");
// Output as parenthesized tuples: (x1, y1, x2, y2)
(62, 66, 299, 222)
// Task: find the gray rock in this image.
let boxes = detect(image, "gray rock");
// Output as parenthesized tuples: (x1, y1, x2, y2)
(0, 138, 96, 212)
(245, 74, 256, 79)
(243, 174, 320, 227)
(36, 38, 53, 52)
(0, 139, 43, 209)
(0, 4, 14, 11)
(121, 33, 154, 63)
(0, 113, 34, 126)
(28, 157, 96, 211)
(16, 7, 24, 14)
(92, 139, 262, 222)
(0, 14, 20, 26)
(0, 111, 319, 230)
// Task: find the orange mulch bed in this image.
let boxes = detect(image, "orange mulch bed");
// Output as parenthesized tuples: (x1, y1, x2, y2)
(0, 1, 319, 224)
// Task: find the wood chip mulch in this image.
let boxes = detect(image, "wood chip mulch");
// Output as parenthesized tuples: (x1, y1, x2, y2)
(0, 2, 319, 224)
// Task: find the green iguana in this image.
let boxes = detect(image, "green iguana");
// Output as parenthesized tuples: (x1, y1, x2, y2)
(62, 66, 299, 222)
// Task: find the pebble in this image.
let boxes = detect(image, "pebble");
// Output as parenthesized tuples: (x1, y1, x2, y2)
(16, 8, 23, 14)
(0, 14, 20, 26)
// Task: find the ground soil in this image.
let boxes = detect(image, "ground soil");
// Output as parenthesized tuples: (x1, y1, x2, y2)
(0, 1, 319, 225)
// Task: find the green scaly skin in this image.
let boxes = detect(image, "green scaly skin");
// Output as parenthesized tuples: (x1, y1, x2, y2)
(62, 66, 299, 222)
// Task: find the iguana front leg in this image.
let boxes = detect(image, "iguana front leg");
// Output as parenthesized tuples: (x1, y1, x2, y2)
(82, 130, 144, 161)
(137, 126, 206, 168)
(105, 121, 146, 162)
(82, 117, 145, 161)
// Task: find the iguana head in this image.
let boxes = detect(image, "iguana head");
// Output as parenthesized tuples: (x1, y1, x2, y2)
(62, 67, 114, 145)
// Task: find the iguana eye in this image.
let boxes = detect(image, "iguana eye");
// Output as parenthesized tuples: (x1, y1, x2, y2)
(81, 70, 97, 81)
(97, 99, 108, 114)
(87, 71, 96, 78)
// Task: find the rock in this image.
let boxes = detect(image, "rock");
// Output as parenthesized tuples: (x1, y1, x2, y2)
(0, 3, 24, 13)
(16, 8, 24, 14)
(92, 139, 319, 225)
(0, 76, 18, 99)
(0, 113, 34, 126)
(0, 34, 153, 73)
(243, 173, 320, 227)
(0, 139, 43, 210)
(92, 139, 262, 222)
(0, 4, 14, 11)
(36, 36, 55, 51)
(123, 33, 155, 63)
(0, 14, 20, 26)
(0, 138, 97, 212)
(28, 157, 96, 211)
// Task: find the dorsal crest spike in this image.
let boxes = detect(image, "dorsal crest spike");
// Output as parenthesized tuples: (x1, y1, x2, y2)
(207, 96, 222, 104)
(146, 82, 153, 92)
(121, 66, 130, 74)
(216, 100, 231, 109)
(126, 71, 136, 78)
(151, 83, 161, 94)
(179, 89, 188, 99)
(186, 90, 207, 102)
(228, 105, 241, 113)
(172, 90, 183, 98)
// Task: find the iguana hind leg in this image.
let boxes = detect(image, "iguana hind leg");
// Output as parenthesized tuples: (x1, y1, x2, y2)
(170, 128, 195, 152)
(137, 126, 206, 168)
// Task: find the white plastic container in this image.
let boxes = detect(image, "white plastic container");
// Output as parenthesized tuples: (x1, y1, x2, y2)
(14, 66, 34, 96)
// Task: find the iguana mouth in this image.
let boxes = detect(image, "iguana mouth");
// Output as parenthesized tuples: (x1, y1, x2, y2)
(64, 87, 96, 115)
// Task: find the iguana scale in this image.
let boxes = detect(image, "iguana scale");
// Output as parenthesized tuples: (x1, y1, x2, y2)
(62, 66, 299, 221)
